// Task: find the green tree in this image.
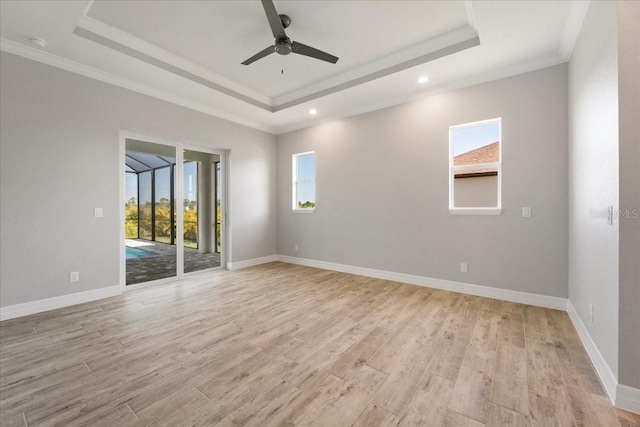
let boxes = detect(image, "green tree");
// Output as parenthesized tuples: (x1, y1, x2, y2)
(124, 198, 138, 238)
(298, 201, 315, 209)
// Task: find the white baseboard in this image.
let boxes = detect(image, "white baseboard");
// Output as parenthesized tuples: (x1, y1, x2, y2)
(276, 255, 567, 310)
(2, 256, 636, 415)
(616, 384, 640, 415)
(0, 286, 121, 321)
(0, 252, 282, 321)
(278, 255, 640, 413)
(566, 300, 618, 403)
(227, 254, 279, 271)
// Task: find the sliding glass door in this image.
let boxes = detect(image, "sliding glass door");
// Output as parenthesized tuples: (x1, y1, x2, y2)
(183, 150, 221, 274)
(124, 139, 178, 285)
(122, 136, 225, 287)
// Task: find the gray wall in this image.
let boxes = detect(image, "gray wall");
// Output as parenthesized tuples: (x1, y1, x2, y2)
(568, 0, 619, 379)
(454, 176, 498, 208)
(277, 64, 569, 298)
(0, 52, 277, 307)
(617, 0, 640, 390)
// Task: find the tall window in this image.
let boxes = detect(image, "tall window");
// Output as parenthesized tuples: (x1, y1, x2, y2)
(449, 118, 501, 214)
(292, 151, 316, 212)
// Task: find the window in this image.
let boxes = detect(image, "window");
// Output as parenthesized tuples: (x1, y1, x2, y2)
(292, 151, 316, 212)
(449, 118, 501, 214)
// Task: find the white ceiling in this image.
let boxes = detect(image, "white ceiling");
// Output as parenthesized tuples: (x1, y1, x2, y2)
(0, 1, 587, 134)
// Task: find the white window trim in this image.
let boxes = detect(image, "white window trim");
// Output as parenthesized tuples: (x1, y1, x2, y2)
(292, 150, 316, 213)
(449, 207, 502, 215)
(448, 118, 502, 215)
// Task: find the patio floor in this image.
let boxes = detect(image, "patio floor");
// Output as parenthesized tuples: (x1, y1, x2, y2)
(126, 239, 221, 285)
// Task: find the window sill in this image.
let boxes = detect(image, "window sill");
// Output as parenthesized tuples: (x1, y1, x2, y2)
(449, 208, 502, 215)
(292, 209, 315, 214)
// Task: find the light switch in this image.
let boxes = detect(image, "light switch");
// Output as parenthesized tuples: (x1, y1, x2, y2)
(522, 207, 532, 218)
(94, 208, 103, 218)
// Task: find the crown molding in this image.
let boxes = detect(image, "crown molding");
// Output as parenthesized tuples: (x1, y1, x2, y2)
(77, 9, 479, 113)
(273, 25, 479, 108)
(559, 0, 590, 60)
(75, 15, 272, 108)
(274, 53, 566, 135)
(464, 1, 477, 32)
(0, 38, 275, 134)
(1, 36, 566, 137)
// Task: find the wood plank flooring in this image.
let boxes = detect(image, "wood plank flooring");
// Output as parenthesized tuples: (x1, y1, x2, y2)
(1, 262, 638, 426)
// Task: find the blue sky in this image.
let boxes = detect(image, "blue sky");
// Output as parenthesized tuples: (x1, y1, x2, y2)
(126, 173, 138, 202)
(453, 121, 500, 156)
(297, 153, 316, 204)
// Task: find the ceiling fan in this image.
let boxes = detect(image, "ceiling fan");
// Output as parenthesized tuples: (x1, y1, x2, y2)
(241, 0, 339, 66)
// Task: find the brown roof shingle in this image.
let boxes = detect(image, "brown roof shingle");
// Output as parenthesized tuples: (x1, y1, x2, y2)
(454, 141, 499, 177)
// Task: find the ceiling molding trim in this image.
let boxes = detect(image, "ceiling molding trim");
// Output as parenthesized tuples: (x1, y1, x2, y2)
(76, 15, 479, 114)
(273, 25, 479, 107)
(81, 0, 95, 17)
(464, 1, 477, 32)
(0, 38, 274, 134)
(78, 14, 270, 106)
(559, 0, 590, 60)
(275, 53, 566, 135)
(273, 34, 479, 112)
(73, 25, 273, 112)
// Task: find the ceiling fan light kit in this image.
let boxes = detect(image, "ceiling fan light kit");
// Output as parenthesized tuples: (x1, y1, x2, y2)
(242, 0, 339, 66)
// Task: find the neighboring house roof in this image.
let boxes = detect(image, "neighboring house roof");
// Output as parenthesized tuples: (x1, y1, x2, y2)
(454, 141, 499, 177)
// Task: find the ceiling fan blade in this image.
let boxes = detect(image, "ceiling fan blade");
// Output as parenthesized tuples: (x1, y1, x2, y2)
(261, 0, 287, 39)
(292, 41, 339, 64)
(241, 45, 276, 65)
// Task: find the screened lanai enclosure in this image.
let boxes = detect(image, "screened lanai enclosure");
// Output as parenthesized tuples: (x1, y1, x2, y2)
(124, 139, 222, 285)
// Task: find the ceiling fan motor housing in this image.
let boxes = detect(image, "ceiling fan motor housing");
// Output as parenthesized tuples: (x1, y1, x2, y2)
(276, 38, 292, 55)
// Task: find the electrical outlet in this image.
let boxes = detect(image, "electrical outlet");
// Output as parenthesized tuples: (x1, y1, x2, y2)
(589, 303, 593, 322)
(522, 207, 532, 218)
(294, 244, 299, 252)
(460, 263, 468, 273)
(94, 208, 103, 218)
(70, 271, 80, 283)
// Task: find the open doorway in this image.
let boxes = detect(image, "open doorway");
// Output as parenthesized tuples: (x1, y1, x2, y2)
(122, 135, 225, 287)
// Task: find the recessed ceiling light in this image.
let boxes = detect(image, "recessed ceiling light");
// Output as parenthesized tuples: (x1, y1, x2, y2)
(418, 76, 429, 84)
(309, 108, 318, 115)
(28, 37, 47, 48)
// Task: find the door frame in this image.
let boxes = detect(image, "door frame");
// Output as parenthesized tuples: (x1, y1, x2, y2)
(119, 129, 228, 291)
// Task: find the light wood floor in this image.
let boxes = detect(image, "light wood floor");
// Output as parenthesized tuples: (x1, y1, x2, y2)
(1, 263, 638, 427)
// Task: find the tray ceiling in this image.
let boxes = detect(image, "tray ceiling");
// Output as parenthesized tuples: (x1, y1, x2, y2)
(0, 1, 585, 134)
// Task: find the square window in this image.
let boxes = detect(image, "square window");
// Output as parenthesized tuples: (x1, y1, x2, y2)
(449, 118, 501, 214)
(292, 151, 316, 212)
